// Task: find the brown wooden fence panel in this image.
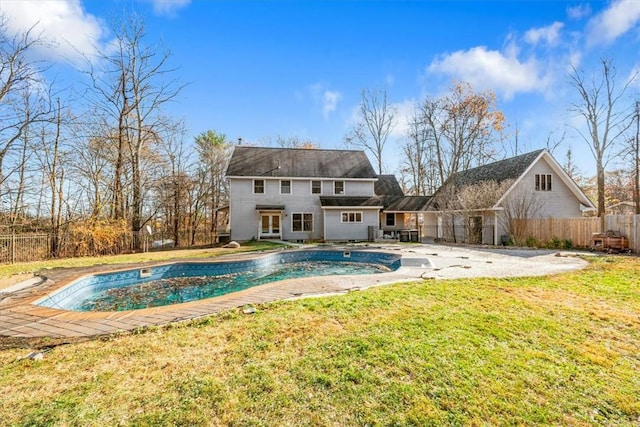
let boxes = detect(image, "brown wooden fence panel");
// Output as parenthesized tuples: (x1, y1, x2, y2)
(516, 215, 639, 252)
(514, 217, 601, 248)
(605, 215, 639, 252)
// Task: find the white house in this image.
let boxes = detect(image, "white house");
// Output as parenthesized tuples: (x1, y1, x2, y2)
(422, 149, 596, 244)
(225, 146, 430, 242)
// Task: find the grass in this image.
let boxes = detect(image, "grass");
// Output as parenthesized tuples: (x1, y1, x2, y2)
(0, 240, 285, 282)
(1, 256, 639, 425)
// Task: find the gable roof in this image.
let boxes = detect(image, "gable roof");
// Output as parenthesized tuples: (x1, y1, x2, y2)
(375, 175, 404, 196)
(226, 146, 377, 179)
(429, 149, 595, 211)
(443, 149, 545, 188)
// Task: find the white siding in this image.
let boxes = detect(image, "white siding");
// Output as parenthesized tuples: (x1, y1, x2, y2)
(505, 158, 583, 218)
(229, 177, 376, 241)
(323, 209, 379, 241)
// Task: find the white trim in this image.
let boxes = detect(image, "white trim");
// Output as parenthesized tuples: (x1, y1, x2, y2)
(494, 150, 596, 210)
(279, 179, 292, 195)
(321, 206, 383, 210)
(341, 211, 363, 223)
(333, 180, 345, 195)
(227, 175, 377, 182)
(310, 180, 322, 195)
(291, 212, 313, 233)
(252, 178, 265, 194)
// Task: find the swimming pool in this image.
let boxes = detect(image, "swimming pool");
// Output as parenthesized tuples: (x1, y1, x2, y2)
(36, 249, 402, 312)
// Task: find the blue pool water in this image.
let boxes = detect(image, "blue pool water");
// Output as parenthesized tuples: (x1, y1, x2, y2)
(36, 250, 401, 312)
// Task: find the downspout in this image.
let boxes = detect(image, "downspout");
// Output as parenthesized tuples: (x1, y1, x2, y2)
(494, 210, 499, 246)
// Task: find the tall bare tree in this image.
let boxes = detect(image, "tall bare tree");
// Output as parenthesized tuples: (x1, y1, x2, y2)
(624, 100, 640, 214)
(418, 81, 504, 189)
(82, 13, 184, 243)
(0, 17, 50, 218)
(569, 59, 636, 227)
(345, 88, 396, 175)
(401, 108, 437, 195)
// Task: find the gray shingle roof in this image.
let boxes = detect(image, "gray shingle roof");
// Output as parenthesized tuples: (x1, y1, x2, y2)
(319, 197, 383, 207)
(385, 196, 431, 212)
(428, 149, 545, 210)
(445, 149, 544, 188)
(226, 146, 377, 179)
(375, 175, 404, 196)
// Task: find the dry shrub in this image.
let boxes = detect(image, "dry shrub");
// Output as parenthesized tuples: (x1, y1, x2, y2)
(67, 219, 131, 257)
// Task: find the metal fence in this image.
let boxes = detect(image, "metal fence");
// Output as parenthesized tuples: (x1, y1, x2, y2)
(0, 233, 51, 264)
(0, 228, 232, 265)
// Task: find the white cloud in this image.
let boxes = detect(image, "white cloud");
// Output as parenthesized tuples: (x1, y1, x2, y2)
(428, 46, 549, 100)
(1, 0, 108, 64)
(389, 99, 416, 139)
(567, 4, 592, 20)
(524, 22, 564, 46)
(586, 0, 640, 46)
(147, 0, 191, 16)
(308, 83, 342, 119)
(322, 90, 342, 119)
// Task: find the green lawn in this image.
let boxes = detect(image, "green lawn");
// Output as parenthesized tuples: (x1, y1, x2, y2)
(1, 256, 639, 426)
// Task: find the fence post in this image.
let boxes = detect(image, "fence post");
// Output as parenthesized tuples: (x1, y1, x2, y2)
(11, 231, 16, 264)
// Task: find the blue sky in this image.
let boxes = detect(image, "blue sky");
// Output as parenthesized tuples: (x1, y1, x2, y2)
(3, 0, 640, 176)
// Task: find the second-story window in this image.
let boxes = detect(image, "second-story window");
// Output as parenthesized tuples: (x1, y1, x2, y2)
(334, 180, 344, 195)
(280, 180, 291, 194)
(535, 174, 552, 191)
(311, 180, 322, 194)
(254, 179, 265, 194)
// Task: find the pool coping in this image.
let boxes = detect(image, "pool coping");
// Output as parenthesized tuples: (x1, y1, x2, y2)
(0, 247, 432, 340)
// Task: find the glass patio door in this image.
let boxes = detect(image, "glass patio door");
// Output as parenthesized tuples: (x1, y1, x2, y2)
(260, 213, 281, 238)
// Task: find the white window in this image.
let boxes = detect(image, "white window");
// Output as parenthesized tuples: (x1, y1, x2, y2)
(253, 179, 265, 194)
(535, 174, 552, 191)
(280, 180, 291, 194)
(311, 180, 322, 194)
(341, 211, 363, 223)
(334, 181, 344, 195)
(292, 213, 313, 232)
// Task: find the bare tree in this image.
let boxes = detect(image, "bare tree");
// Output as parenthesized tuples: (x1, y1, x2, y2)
(418, 81, 504, 188)
(623, 100, 640, 214)
(345, 88, 396, 175)
(568, 58, 636, 227)
(273, 135, 318, 149)
(82, 13, 184, 244)
(499, 183, 545, 245)
(0, 18, 52, 222)
(401, 107, 437, 195)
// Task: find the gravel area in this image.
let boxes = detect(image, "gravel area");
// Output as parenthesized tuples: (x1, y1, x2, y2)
(375, 243, 591, 280)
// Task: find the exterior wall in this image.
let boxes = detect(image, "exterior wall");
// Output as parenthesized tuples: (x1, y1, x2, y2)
(507, 158, 584, 219)
(320, 179, 375, 196)
(323, 209, 379, 241)
(229, 177, 376, 241)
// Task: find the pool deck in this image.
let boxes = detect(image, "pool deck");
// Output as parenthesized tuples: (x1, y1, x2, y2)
(0, 247, 427, 340)
(0, 244, 588, 342)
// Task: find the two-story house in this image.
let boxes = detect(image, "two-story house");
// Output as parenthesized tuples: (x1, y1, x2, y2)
(225, 146, 383, 241)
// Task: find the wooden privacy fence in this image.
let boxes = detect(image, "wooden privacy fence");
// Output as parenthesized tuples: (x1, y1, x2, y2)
(515, 215, 640, 252)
